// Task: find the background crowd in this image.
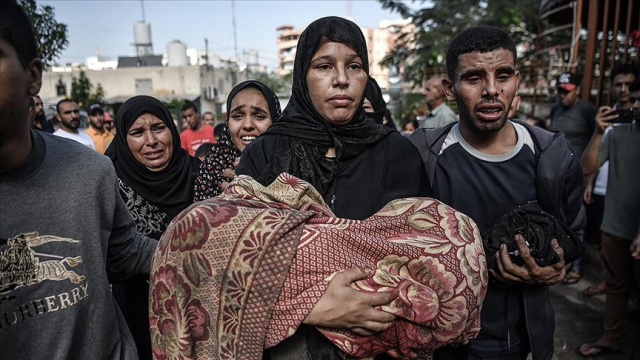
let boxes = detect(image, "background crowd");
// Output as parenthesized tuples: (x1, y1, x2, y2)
(1, 1, 639, 360)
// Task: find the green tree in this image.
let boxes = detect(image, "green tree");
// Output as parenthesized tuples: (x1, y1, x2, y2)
(19, 0, 69, 68)
(164, 98, 185, 125)
(378, 0, 540, 86)
(89, 83, 106, 105)
(70, 71, 92, 108)
(253, 72, 293, 95)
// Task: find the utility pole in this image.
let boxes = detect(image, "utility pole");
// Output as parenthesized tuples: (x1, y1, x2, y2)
(140, 0, 146, 21)
(204, 38, 209, 67)
(232, 0, 239, 61)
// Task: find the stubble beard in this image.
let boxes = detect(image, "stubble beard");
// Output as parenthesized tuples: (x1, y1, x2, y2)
(459, 105, 508, 134)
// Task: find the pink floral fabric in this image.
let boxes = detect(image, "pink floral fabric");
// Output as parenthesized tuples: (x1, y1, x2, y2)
(149, 173, 487, 359)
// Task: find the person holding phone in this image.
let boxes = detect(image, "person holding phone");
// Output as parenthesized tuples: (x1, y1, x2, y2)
(577, 78, 640, 357)
(582, 63, 638, 297)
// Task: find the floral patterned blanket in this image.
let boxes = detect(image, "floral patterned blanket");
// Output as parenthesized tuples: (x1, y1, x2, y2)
(149, 174, 487, 359)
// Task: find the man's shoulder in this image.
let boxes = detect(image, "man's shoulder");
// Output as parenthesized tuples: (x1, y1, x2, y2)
(440, 103, 456, 114)
(198, 125, 215, 139)
(79, 130, 93, 140)
(180, 128, 193, 138)
(576, 99, 598, 116)
(382, 131, 418, 151)
(44, 133, 110, 166)
(610, 123, 640, 138)
(578, 99, 597, 110)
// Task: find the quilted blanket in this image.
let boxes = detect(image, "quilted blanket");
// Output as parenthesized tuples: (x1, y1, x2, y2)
(149, 173, 487, 359)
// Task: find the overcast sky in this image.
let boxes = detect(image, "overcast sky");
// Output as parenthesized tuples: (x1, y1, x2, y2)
(41, 0, 420, 70)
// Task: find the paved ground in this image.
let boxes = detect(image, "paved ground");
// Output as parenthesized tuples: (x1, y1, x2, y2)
(550, 283, 640, 359)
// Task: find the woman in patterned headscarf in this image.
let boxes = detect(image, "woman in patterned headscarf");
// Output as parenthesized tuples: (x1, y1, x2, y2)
(193, 80, 281, 201)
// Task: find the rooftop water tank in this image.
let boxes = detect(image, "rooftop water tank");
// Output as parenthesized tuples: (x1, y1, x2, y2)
(167, 40, 188, 67)
(134, 21, 152, 46)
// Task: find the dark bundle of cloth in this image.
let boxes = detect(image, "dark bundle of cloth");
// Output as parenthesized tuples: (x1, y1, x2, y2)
(483, 201, 584, 270)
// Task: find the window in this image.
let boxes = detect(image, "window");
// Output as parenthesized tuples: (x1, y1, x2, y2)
(135, 78, 152, 95)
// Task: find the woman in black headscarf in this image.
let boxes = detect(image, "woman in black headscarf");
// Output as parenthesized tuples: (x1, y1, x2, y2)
(235, 16, 431, 358)
(364, 75, 397, 130)
(193, 80, 281, 201)
(236, 17, 429, 221)
(105, 95, 199, 360)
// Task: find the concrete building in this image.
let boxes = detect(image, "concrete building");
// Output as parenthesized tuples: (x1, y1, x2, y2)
(86, 55, 118, 71)
(275, 19, 414, 93)
(276, 24, 302, 76)
(39, 65, 248, 120)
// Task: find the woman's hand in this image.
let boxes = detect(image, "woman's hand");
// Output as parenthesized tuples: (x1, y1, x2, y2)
(221, 157, 241, 190)
(302, 267, 398, 336)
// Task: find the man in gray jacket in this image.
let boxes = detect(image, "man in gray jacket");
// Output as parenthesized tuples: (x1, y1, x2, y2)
(0, 2, 157, 359)
(410, 26, 585, 360)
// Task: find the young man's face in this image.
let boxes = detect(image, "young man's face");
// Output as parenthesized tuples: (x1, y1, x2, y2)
(557, 85, 580, 109)
(88, 111, 104, 129)
(57, 101, 81, 131)
(182, 108, 200, 130)
(443, 49, 520, 134)
(0, 38, 42, 133)
(34, 96, 44, 115)
(612, 73, 636, 108)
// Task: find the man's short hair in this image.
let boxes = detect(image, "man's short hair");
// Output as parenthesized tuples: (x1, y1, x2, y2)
(445, 26, 517, 81)
(203, 111, 215, 118)
(181, 102, 198, 113)
(195, 142, 215, 159)
(0, 1, 38, 69)
(56, 99, 75, 114)
(610, 63, 639, 82)
(629, 78, 640, 93)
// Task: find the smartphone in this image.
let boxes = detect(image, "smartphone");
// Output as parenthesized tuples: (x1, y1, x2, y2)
(615, 108, 635, 123)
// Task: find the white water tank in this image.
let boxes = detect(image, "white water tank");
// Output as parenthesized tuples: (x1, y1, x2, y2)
(134, 21, 152, 45)
(167, 40, 188, 67)
(134, 21, 152, 57)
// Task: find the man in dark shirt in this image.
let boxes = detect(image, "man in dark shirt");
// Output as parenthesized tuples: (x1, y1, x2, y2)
(410, 26, 585, 360)
(548, 72, 597, 284)
(550, 72, 597, 161)
(30, 95, 54, 133)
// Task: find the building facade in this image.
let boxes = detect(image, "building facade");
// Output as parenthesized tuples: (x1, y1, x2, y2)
(40, 65, 247, 121)
(275, 19, 413, 94)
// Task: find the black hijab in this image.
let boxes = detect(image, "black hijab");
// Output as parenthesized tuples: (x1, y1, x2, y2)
(106, 95, 199, 218)
(364, 76, 387, 125)
(193, 81, 281, 201)
(255, 16, 393, 192)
